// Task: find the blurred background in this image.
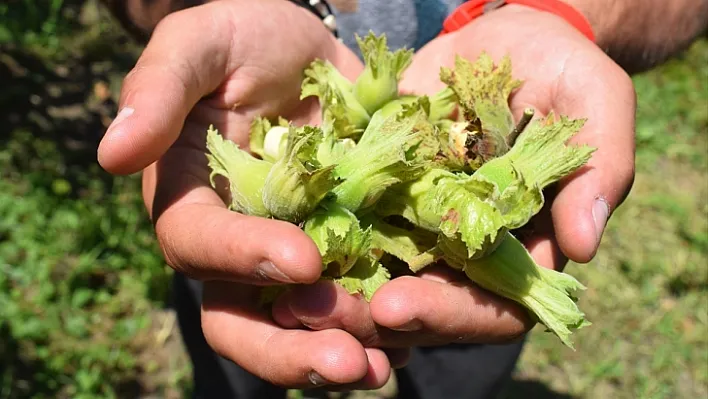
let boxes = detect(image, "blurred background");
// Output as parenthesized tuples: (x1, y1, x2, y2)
(0, 1, 706, 398)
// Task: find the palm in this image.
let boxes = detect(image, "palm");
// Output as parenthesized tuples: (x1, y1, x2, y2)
(400, 5, 635, 269)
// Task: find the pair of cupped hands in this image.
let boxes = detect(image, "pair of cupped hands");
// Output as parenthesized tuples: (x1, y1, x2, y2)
(97, 0, 636, 391)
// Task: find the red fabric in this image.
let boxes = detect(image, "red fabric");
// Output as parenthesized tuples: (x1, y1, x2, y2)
(439, 0, 596, 43)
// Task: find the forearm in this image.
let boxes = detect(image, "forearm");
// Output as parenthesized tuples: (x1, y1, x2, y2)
(567, 0, 708, 74)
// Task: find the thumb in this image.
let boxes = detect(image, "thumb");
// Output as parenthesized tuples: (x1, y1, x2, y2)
(550, 64, 637, 263)
(97, 3, 238, 175)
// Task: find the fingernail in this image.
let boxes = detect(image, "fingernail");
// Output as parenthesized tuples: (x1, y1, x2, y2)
(257, 261, 294, 283)
(307, 371, 330, 386)
(391, 318, 422, 332)
(106, 107, 134, 136)
(592, 197, 610, 246)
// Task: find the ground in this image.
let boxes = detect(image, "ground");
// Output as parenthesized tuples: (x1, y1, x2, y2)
(0, 2, 706, 398)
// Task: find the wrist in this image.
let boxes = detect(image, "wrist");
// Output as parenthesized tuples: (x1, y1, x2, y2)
(558, 0, 617, 49)
(442, 1, 598, 44)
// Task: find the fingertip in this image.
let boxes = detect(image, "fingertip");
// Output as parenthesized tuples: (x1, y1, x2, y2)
(369, 276, 420, 330)
(360, 348, 393, 389)
(552, 178, 605, 264)
(265, 220, 323, 284)
(97, 107, 145, 175)
(311, 329, 370, 384)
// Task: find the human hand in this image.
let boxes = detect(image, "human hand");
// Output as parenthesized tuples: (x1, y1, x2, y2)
(97, 0, 401, 389)
(272, 4, 636, 348)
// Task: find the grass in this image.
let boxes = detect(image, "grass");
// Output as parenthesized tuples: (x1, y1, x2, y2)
(506, 40, 708, 399)
(1, 2, 706, 398)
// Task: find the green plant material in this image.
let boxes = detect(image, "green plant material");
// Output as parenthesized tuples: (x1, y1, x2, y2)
(378, 169, 510, 258)
(360, 215, 438, 268)
(353, 31, 413, 114)
(376, 168, 455, 232)
(262, 125, 290, 161)
(473, 113, 595, 192)
(206, 125, 273, 217)
(429, 86, 458, 122)
(440, 53, 522, 161)
(377, 95, 418, 119)
(331, 108, 434, 212)
(379, 114, 592, 259)
(248, 116, 290, 162)
(443, 232, 590, 349)
(304, 202, 373, 276)
(377, 87, 457, 123)
(434, 120, 479, 171)
(301, 59, 371, 138)
(262, 126, 340, 222)
(332, 256, 391, 301)
(316, 125, 357, 167)
(205, 32, 596, 350)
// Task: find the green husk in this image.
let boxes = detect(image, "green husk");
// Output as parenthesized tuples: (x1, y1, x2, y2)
(304, 202, 372, 276)
(353, 32, 413, 114)
(440, 53, 522, 162)
(443, 232, 590, 349)
(360, 215, 438, 269)
(205, 125, 272, 217)
(332, 255, 391, 301)
(301, 59, 371, 139)
(331, 108, 434, 212)
(261, 126, 340, 223)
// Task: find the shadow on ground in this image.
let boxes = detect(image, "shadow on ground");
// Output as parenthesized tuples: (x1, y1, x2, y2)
(0, 0, 142, 195)
(498, 379, 575, 399)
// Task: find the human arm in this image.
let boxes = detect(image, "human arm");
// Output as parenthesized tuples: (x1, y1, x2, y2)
(567, 0, 708, 73)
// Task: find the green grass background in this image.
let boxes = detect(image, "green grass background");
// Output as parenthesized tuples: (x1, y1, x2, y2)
(1, 1, 706, 398)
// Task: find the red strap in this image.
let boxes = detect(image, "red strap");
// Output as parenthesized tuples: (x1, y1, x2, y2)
(440, 0, 596, 43)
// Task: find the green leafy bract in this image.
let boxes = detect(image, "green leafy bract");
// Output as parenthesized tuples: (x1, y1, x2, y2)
(332, 108, 434, 212)
(440, 53, 522, 161)
(304, 203, 372, 276)
(205, 125, 272, 217)
(301, 59, 371, 139)
(261, 126, 340, 223)
(444, 232, 590, 349)
(475, 113, 595, 191)
(353, 31, 413, 114)
(333, 256, 391, 301)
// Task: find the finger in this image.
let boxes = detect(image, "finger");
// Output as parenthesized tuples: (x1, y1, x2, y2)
(202, 281, 388, 390)
(329, 348, 393, 392)
(150, 144, 322, 284)
(550, 55, 637, 263)
(97, 3, 240, 175)
(271, 281, 380, 345)
(271, 282, 411, 368)
(274, 272, 533, 347)
(369, 275, 534, 345)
